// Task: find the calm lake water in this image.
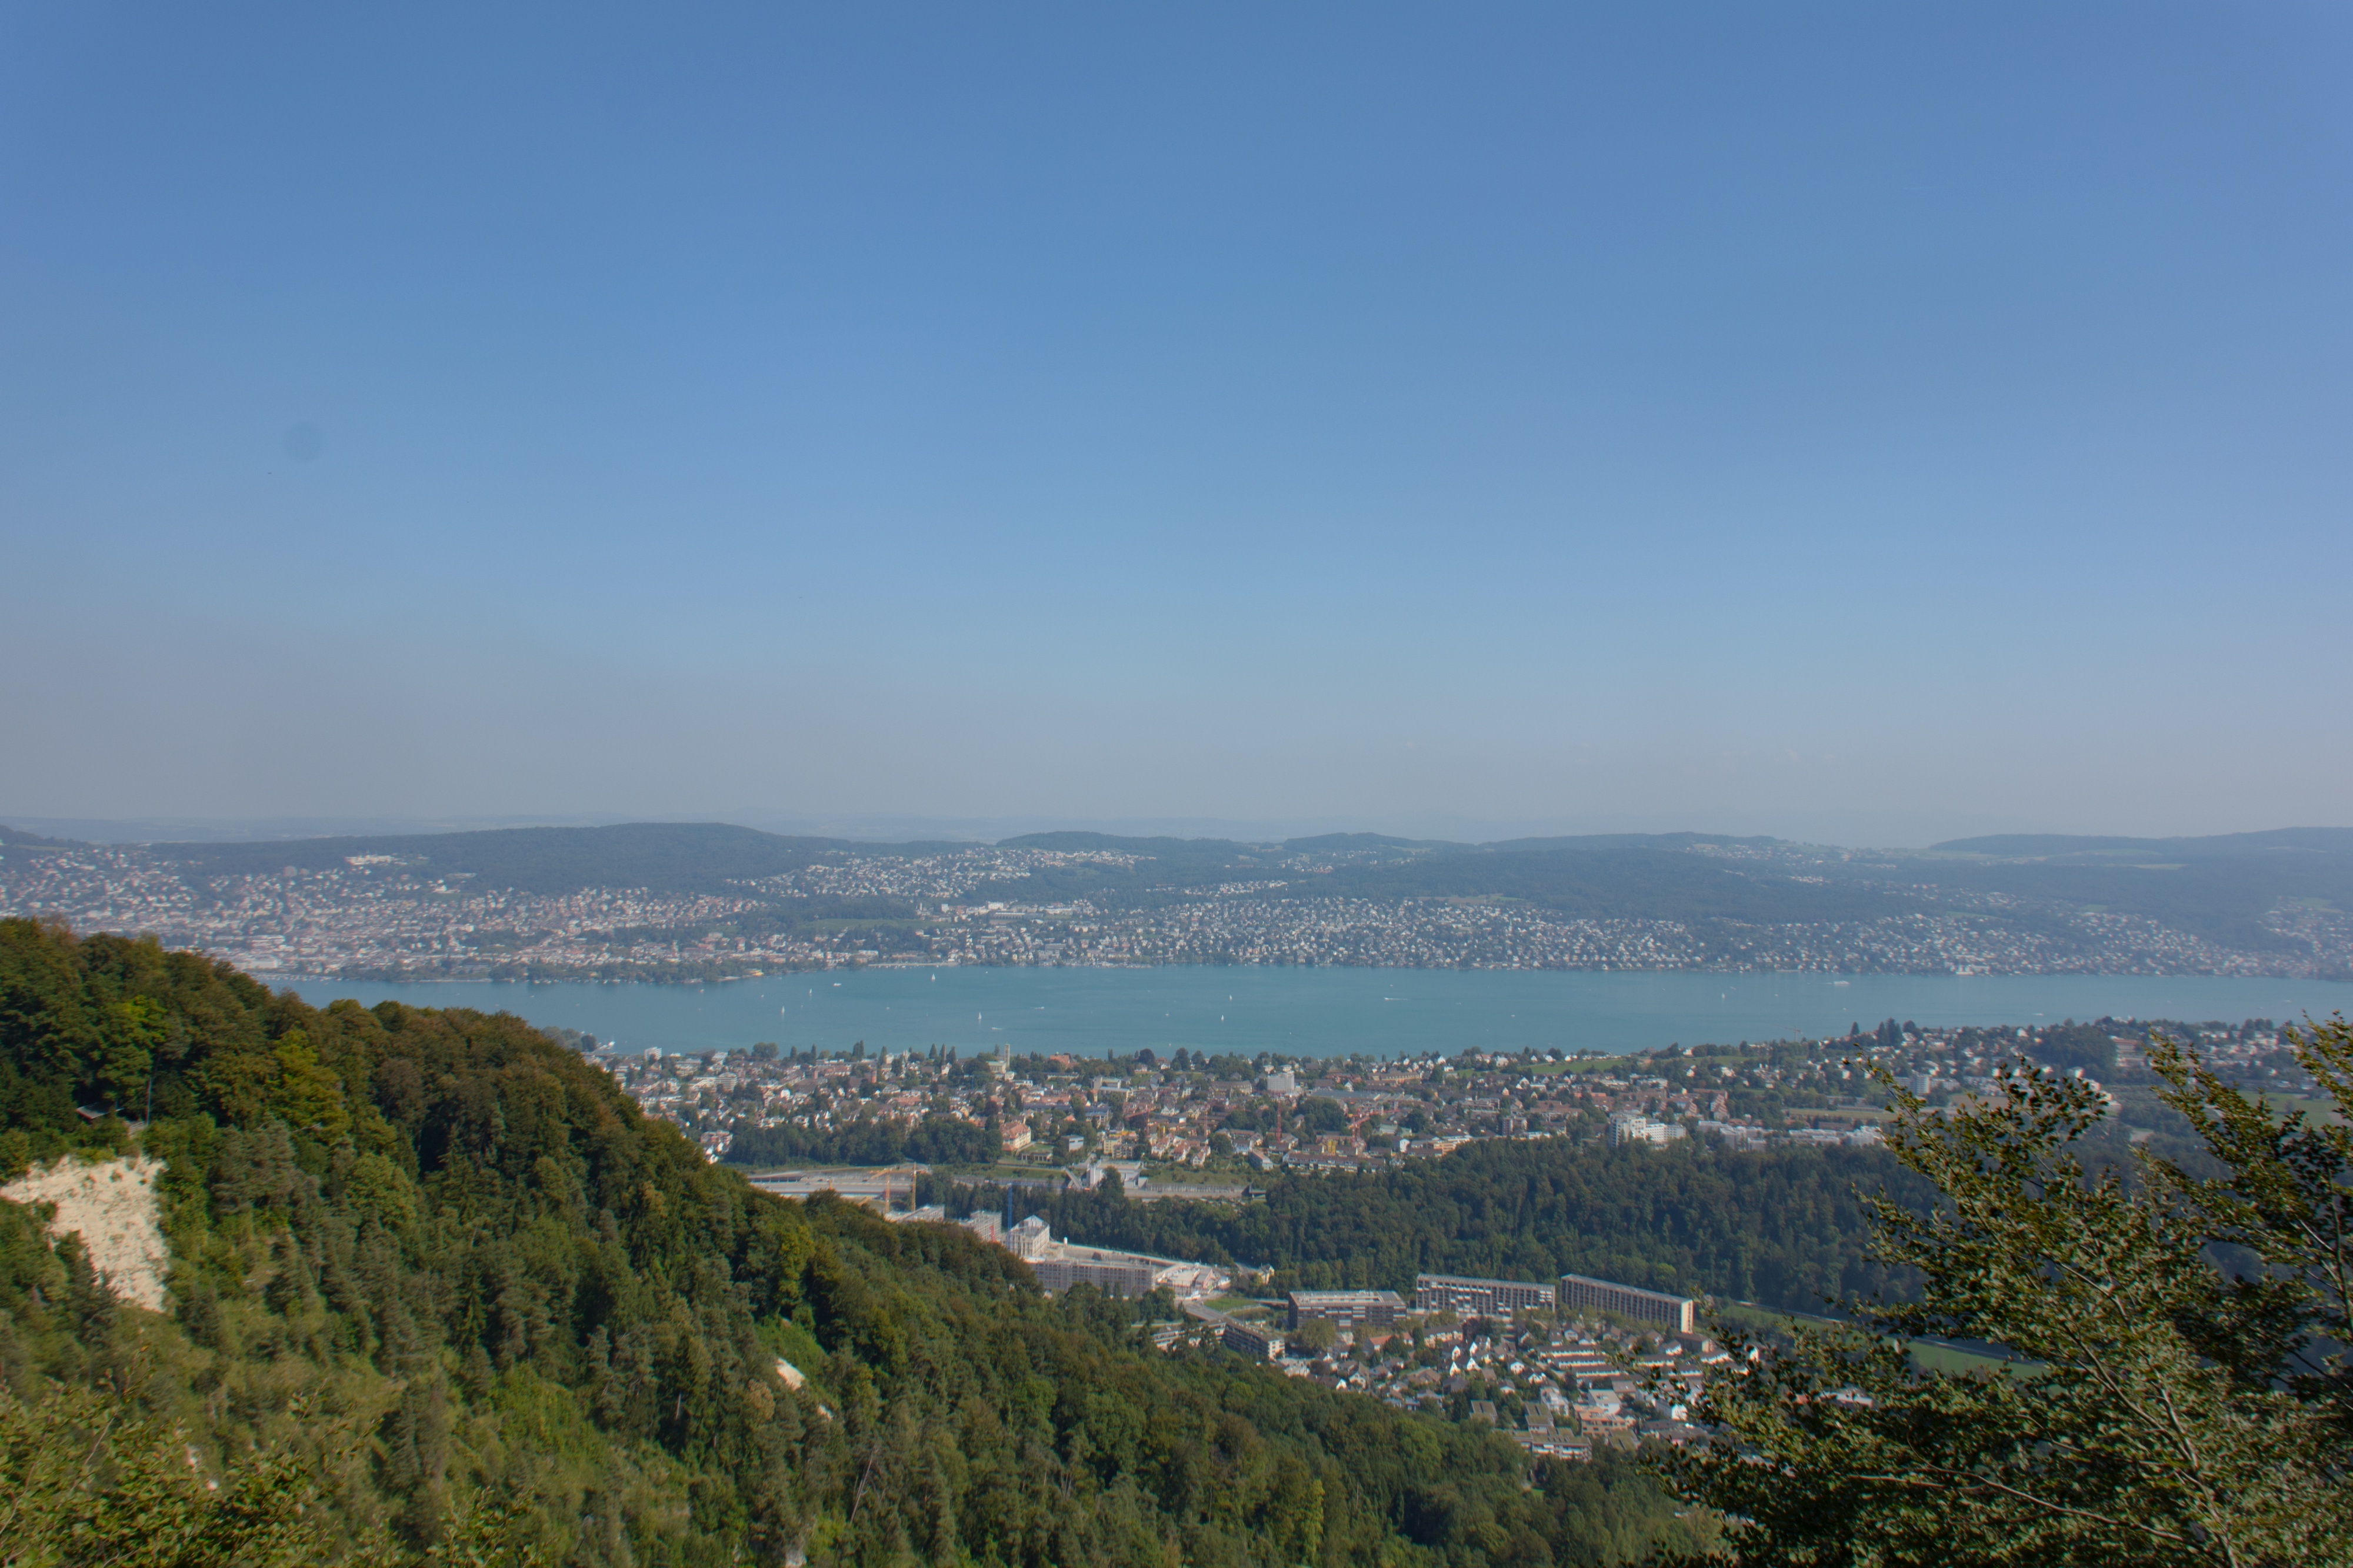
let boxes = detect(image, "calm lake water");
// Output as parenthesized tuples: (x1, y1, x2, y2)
(271, 967, 2352, 1059)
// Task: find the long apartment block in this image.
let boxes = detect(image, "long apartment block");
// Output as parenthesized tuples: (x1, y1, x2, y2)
(1414, 1272, 1560, 1318)
(1554, 1272, 1697, 1333)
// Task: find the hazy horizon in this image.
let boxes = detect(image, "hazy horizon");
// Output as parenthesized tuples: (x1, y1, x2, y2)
(5, 5, 2348, 840)
(8, 808, 2349, 855)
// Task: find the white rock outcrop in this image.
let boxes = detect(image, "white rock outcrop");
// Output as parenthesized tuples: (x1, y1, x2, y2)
(1, 1155, 171, 1312)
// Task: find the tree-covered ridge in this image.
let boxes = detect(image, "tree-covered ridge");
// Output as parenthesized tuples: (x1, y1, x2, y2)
(0, 918, 1704, 1565)
(975, 1138, 1935, 1314)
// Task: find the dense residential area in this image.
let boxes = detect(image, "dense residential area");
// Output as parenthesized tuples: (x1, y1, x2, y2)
(1164, 1277, 1730, 1459)
(5, 820, 2348, 980)
(596, 1012, 2307, 1185)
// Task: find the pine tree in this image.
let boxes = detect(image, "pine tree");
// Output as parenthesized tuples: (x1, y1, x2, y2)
(0, 1380, 328, 1568)
(1655, 1016, 2353, 1567)
(56, 1236, 116, 1346)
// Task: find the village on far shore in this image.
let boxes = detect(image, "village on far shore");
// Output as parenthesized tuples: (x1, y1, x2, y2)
(602, 1011, 2304, 1172)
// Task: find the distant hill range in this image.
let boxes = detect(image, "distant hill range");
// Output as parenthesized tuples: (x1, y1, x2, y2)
(6, 820, 2349, 979)
(148, 820, 950, 893)
(119, 820, 2353, 952)
(1929, 828, 2353, 860)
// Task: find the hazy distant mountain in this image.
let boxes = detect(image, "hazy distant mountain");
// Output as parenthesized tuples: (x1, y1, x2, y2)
(0, 813, 622, 845)
(1276, 832, 1439, 852)
(149, 821, 955, 894)
(1479, 832, 1782, 853)
(1932, 828, 2353, 860)
(58, 820, 2353, 935)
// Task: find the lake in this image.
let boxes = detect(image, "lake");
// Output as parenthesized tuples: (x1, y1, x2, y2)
(270, 966, 2352, 1059)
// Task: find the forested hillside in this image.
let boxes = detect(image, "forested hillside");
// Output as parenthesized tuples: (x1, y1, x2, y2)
(724, 1113, 1000, 1169)
(0, 918, 1704, 1566)
(964, 1139, 1937, 1313)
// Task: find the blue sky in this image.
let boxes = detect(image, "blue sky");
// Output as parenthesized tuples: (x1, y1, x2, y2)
(3, 2, 2348, 845)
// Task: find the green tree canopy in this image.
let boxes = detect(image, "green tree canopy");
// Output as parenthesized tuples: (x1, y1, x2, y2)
(1657, 1016, 2353, 1566)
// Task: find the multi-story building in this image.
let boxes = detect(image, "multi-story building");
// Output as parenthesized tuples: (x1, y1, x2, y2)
(1555, 1273, 1697, 1334)
(1008, 1215, 1053, 1259)
(1031, 1253, 1160, 1297)
(1286, 1289, 1407, 1333)
(1221, 1321, 1277, 1360)
(1414, 1272, 1556, 1319)
(1000, 1216, 1209, 1298)
(1608, 1112, 1685, 1147)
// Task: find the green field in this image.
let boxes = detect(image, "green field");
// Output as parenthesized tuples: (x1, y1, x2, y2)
(1907, 1337, 2016, 1376)
(1711, 1300, 2019, 1376)
(2250, 1092, 2341, 1126)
